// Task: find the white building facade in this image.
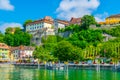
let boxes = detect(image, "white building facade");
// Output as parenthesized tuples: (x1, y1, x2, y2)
(54, 19, 69, 29)
(25, 17, 70, 46)
(26, 16, 55, 35)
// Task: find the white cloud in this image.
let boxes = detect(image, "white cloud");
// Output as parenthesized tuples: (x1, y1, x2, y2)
(0, 22, 22, 33)
(95, 12, 109, 22)
(0, 0, 14, 11)
(56, 0, 100, 20)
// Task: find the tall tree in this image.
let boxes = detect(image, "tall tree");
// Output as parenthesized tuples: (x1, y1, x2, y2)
(81, 15, 96, 30)
(23, 20, 32, 27)
(33, 46, 55, 61)
(0, 32, 4, 42)
(42, 35, 64, 51)
(68, 29, 103, 49)
(4, 27, 31, 46)
(53, 40, 81, 61)
(5, 27, 21, 34)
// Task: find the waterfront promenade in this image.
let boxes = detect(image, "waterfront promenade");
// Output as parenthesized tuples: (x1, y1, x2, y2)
(0, 61, 119, 71)
(11, 62, 120, 70)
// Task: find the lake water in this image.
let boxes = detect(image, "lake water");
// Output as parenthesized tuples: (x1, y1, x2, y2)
(0, 67, 120, 80)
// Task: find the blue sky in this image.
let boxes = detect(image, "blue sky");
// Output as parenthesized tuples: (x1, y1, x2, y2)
(0, 0, 120, 32)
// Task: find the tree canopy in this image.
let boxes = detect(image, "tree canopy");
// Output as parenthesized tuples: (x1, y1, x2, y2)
(33, 46, 55, 61)
(23, 20, 32, 27)
(53, 40, 81, 61)
(103, 26, 120, 37)
(0, 32, 4, 43)
(67, 29, 103, 49)
(3, 27, 31, 46)
(81, 15, 96, 30)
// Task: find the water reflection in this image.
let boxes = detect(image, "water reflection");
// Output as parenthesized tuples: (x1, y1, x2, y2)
(0, 67, 120, 80)
(64, 71, 68, 80)
(96, 71, 101, 80)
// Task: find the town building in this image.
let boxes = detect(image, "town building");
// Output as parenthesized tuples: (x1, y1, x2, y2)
(69, 17, 82, 25)
(10, 47, 20, 61)
(25, 16, 83, 45)
(11, 46, 35, 61)
(54, 19, 69, 34)
(25, 16, 56, 45)
(0, 43, 10, 61)
(54, 19, 69, 29)
(99, 14, 120, 25)
(106, 14, 120, 24)
(25, 16, 54, 35)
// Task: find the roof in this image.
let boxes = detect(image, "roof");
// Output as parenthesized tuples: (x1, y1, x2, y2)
(55, 19, 69, 25)
(0, 43, 9, 49)
(107, 14, 120, 19)
(26, 16, 54, 26)
(10, 46, 35, 51)
(70, 17, 82, 24)
(44, 16, 53, 21)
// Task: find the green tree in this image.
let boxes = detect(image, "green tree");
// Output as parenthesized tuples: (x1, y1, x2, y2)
(5, 27, 13, 34)
(53, 41, 72, 61)
(23, 20, 32, 26)
(53, 40, 81, 61)
(5, 27, 21, 34)
(42, 35, 64, 51)
(68, 29, 103, 49)
(70, 47, 82, 61)
(104, 26, 120, 37)
(0, 32, 4, 42)
(81, 15, 96, 30)
(4, 27, 31, 46)
(33, 46, 55, 61)
(23, 20, 33, 30)
(4, 34, 14, 46)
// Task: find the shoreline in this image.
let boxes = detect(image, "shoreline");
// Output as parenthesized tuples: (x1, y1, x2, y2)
(0, 62, 119, 70)
(12, 63, 119, 70)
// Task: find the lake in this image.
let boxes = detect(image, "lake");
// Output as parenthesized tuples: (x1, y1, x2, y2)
(0, 67, 120, 80)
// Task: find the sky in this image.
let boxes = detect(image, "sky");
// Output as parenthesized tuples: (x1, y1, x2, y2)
(0, 0, 120, 32)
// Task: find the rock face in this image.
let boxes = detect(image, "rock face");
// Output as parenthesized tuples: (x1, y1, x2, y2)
(102, 33, 116, 42)
(31, 28, 47, 46)
(58, 31, 73, 38)
(31, 28, 55, 46)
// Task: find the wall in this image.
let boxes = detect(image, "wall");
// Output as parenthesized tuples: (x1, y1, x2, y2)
(26, 23, 44, 32)
(43, 23, 52, 28)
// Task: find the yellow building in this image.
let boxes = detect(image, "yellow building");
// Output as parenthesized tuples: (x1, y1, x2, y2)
(99, 14, 120, 25)
(0, 43, 10, 62)
(106, 14, 120, 24)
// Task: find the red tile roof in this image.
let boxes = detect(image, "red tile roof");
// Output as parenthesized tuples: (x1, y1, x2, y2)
(26, 16, 54, 26)
(56, 19, 69, 25)
(107, 14, 120, 18)
(70, 17, 82, 24)
(10, 46, 35, 51)
(0, 43, 9, 49)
